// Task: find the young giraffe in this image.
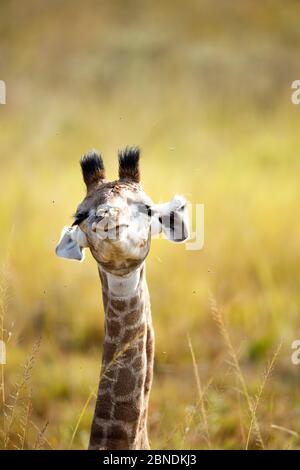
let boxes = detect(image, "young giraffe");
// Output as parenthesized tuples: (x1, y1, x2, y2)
(56, 147, 189, 450)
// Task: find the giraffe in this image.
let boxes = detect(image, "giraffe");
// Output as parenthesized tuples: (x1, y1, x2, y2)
(56, 147, 189, 450)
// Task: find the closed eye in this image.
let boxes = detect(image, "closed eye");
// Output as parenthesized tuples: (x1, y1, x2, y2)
(145, 205, 153, 217)
(139, 204, 153, 217)
(137, 203, 153, 217)
(72, 210, 89, 226)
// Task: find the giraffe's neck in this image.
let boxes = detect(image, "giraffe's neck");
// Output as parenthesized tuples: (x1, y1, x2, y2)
(89, 263, 154, 450)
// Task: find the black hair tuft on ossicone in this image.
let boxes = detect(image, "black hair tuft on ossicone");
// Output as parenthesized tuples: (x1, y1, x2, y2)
(118, 146, 140, 182)
(80, 150, 105, 189)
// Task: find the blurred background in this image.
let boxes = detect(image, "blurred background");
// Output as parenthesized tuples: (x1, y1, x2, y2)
(0, 0, 300, 450)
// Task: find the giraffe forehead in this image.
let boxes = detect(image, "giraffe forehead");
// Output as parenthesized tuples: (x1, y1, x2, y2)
(95, 189, 152, 212)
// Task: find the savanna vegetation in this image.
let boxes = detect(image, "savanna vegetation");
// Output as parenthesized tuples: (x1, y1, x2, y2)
(0, 0, 300, 449)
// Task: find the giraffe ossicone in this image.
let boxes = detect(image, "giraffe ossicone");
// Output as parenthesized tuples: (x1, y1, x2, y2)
(56, 147, 189, 450)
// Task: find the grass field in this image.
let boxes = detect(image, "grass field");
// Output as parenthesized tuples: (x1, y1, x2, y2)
(1, 0, 300, 449)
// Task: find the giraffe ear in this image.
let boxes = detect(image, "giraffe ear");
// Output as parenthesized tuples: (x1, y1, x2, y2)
(151, 195, 190, 243)
(55, 226, 88, 261)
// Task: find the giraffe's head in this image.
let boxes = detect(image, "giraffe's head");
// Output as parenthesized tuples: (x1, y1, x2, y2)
(56, 147, 189, 275)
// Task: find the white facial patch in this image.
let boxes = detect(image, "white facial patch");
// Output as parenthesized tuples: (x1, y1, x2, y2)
(126, 201, 150, 246)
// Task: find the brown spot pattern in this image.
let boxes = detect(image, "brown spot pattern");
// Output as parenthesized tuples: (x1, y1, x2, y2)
(111, 298, 126, 311)
(114, 403, 140, 422)
(125, 308, 140, 325)
(106, 319, 121, 338)
(89, 266, 155, 451)
(114, 368, 136, 396)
